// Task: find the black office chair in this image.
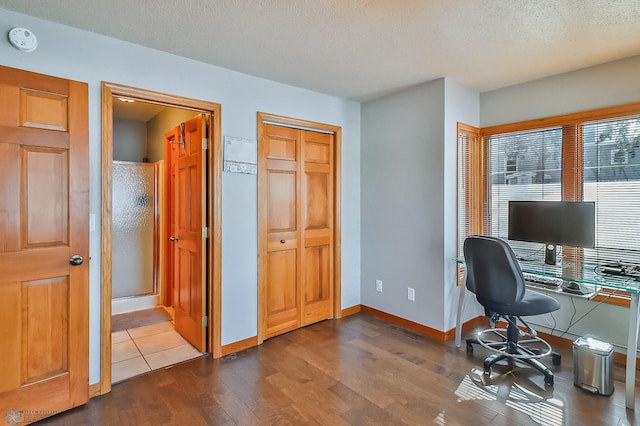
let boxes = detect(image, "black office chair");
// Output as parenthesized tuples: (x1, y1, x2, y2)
(464, 235, 561, 385)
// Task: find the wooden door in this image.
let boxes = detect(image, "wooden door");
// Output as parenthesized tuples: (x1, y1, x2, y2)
(263, 126, 301, 338)
(0, 66, 89, 422)
(300, 131, 333, 325)
(260, 124, 334, 339)
(173, 115, 207, 352)
(163, 127, 179, 307)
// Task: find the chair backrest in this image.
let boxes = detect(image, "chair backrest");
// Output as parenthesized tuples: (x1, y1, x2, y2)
(463, 235, 525, 307)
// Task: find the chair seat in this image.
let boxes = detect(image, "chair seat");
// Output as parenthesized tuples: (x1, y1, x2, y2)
(478, 289, 560, 317)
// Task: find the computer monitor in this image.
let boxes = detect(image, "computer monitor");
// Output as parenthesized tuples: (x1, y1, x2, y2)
(508, 201, 595, 265)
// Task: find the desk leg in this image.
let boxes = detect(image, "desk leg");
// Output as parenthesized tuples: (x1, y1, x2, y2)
(455, 269, 467, 348)
(626, 292, 640, 410)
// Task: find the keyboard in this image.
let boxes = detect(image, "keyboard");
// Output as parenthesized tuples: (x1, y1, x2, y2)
(522, 272, 563, 289)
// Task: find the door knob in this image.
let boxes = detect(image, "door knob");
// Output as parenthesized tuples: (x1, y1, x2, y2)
(280, 239, 285, 244)
(69, 255, 84, 266)
(170, 236, 179, 241)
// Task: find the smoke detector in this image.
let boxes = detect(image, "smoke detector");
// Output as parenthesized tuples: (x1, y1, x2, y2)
(8, 27, 38, 52)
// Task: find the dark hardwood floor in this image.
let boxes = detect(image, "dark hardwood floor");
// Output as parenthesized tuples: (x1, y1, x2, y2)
(41, 313, 638, 425)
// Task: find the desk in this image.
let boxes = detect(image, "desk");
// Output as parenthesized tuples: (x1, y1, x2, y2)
(453, 258, 640, 410)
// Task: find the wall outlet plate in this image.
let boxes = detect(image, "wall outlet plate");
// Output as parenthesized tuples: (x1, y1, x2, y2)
(376, 279, 383, 292)
(407, 287, 415, 301)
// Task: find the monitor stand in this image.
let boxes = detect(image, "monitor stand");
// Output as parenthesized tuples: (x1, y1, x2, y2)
(545, 243, 557, 265)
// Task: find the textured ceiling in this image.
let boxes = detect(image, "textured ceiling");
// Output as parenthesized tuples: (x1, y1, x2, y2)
(1, 0, 640, 101)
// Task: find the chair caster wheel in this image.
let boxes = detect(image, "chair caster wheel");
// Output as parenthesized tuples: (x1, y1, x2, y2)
(466, 342, 474, 353)
(483, 367, 491, 376)
(545, 375, 554, 386)
(551, 353, 561, 366)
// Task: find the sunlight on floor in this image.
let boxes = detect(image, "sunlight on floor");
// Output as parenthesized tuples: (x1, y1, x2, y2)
(454, 368, 565, 426)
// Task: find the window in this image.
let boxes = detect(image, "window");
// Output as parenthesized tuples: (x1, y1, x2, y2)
(468, 106, 640, 289)
(457, 123, 481, 283)
(485, 127, 562, 257)
(582, 116, 640, 265)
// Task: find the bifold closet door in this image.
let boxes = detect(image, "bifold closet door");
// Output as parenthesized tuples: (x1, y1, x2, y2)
(300, 130, 333, 326)
(262, 124, 334, 339)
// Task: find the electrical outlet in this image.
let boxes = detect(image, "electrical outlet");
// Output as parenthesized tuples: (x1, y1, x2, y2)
(376, 279, 383, 292)
(407, 287, 415, 301)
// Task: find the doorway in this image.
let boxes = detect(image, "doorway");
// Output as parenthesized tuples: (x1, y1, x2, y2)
(111, 103, 206, 382)
(100, 82, 222, 395)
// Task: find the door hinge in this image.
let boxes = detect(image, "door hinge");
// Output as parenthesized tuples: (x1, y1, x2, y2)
(202, 137, 208, 150)
(202, 226, 209, 238)
(202, 316, 208, 328)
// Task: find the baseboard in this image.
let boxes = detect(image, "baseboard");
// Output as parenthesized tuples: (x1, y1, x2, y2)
(341, 305, 362, 317)
(122, 304, 640, 370)
(360, 305, 487, 342)
(219, 306, 362, 356)
(361, 305, 449, 340)
(221, 336, 258, 356)
(443, 316, 487, 340)
(89, 383, 102, 398)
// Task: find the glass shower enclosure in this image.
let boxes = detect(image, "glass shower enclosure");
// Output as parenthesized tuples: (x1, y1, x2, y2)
(112, 161, 158, 299)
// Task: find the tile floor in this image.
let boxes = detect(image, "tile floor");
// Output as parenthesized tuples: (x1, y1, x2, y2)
(111, 307, 202, 383)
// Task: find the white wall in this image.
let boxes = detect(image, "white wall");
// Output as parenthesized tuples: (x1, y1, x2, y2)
(0, 8, 360, 384)
(480, 55, 640, 353)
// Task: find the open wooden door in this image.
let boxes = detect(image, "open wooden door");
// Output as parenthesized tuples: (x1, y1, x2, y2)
(0, 66, 89, 423)
(163, 127, 179, 308)
(172, 115, 207, 352)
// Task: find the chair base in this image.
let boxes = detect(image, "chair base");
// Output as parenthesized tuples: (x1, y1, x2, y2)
(466, 327, 561, 386)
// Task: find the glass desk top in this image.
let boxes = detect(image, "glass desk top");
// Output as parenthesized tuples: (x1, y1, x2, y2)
(453, 257, 640, 294)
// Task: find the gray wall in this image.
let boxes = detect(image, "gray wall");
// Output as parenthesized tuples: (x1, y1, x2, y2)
(481, 55, 640, 127)
(480, 55, 640, 352)
(443, 79, 482, 330)
(0, 8, 361, 384)
(113, 117, 147, 162)
(361, 78, 480, 332)
(146, 108, 200, 162)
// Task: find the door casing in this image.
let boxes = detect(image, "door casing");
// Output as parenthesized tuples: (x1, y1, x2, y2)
(257, 112, 343, 344)
(100, 82, 222, 395)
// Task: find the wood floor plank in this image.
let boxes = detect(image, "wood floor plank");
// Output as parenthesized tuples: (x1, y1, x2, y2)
(38, 313, 639, 425)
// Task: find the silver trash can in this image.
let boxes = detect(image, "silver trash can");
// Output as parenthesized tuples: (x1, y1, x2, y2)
(573, 336, 614, 396)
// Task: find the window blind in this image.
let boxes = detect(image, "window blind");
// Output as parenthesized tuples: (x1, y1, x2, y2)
(457, 123, 480, 283)
(486, 127, 563, 259)
(582, 115, 640, 266)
